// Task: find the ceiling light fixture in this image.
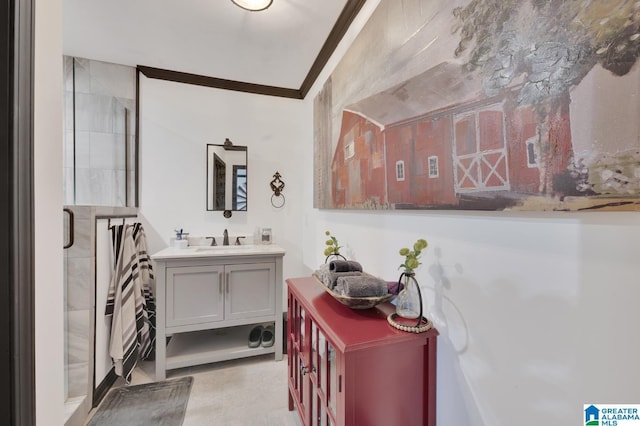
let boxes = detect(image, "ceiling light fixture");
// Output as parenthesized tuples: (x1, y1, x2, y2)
(231, 0, 273, 12)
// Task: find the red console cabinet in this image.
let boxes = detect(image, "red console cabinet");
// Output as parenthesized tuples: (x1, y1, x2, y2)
(286, 277, 438, 426)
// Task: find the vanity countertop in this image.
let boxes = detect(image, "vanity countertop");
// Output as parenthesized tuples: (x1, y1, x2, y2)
(152, 244, 286, 260)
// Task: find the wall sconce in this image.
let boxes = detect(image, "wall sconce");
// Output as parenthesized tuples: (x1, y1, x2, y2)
(231, 0, 273, 12)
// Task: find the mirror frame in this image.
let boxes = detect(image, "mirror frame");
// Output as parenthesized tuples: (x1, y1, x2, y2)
(206, 139, 247, 216)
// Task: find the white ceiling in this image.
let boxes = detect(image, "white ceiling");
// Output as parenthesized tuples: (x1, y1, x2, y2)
(63, 0, 350, 90)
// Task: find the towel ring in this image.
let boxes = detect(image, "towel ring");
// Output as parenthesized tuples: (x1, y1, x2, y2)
(271, 193, 285, 208)
(270, 172, 285, 208)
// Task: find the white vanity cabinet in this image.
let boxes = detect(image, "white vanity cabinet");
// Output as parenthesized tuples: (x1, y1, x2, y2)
(152, 245, 285, 381)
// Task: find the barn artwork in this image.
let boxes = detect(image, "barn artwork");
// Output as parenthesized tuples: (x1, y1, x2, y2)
(313, 0, 640, 211)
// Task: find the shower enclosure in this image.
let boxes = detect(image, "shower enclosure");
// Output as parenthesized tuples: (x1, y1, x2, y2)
(62, 56, 137, 426)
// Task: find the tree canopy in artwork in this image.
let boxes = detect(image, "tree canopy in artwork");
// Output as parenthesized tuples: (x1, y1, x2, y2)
(452, 0, 640, 105)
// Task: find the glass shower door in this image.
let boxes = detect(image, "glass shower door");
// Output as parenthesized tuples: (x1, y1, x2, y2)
(63, 57, 136, 207)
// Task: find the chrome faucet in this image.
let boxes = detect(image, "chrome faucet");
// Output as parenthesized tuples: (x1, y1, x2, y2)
(223, 229, 229, 246)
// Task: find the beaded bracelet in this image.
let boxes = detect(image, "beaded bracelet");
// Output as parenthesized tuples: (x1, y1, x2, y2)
(387, 313, 432, 333)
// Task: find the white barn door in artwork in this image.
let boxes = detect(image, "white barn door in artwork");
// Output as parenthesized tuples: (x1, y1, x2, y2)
(452, 103, 510, 193)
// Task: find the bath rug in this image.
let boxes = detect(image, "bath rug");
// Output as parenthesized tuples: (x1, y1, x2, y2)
(86, 376, 193, 426)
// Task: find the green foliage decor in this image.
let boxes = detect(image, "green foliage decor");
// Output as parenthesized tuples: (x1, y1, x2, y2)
(323, 230, 342, 257)
(399, 238, 428, 274)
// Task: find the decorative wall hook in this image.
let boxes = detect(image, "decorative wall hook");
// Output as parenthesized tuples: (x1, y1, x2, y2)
(270, 171, 285, 208)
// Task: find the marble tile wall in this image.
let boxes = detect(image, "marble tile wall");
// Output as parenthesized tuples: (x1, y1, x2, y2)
(62, 56, 136, 206)
(64, 206, 92, 399)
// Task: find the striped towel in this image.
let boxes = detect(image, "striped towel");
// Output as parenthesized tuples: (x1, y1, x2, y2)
(105, 223, 156, 383)
(131, 223, 156, 360)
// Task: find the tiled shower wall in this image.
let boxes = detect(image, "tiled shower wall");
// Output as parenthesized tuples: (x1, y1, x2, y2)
(63, 206, 93, 400)
(63, 56, 136, 206)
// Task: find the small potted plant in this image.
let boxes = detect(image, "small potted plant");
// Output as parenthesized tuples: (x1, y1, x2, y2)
(323, 230, 346, 263)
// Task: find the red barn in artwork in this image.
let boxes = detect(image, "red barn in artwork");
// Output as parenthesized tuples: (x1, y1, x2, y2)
(330, 62, 573, 209)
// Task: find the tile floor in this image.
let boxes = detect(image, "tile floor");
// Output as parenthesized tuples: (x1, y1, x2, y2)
(84, 355, 301, 426)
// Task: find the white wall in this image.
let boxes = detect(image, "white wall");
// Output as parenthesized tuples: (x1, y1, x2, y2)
(300, 1, 640, 425)
(35, 0, 65, 424)
(139, 76, 311, 281)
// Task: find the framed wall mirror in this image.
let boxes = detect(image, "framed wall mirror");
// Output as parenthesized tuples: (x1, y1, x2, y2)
(207, 139, 247, 215)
